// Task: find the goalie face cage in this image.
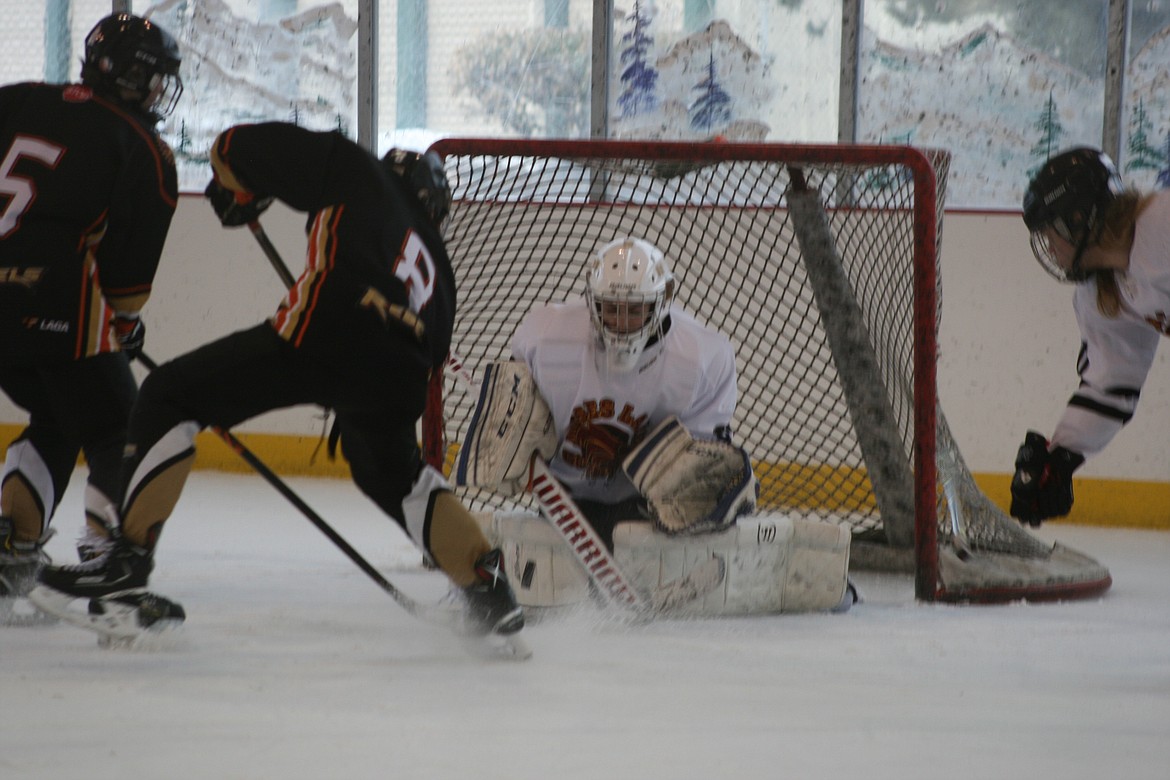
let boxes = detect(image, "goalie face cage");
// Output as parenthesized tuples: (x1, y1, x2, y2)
(423, 139, 1111, 605)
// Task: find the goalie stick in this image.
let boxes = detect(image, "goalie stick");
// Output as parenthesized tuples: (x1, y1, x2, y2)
(528, 458, 727, 615)
(528, 458, 645, 611)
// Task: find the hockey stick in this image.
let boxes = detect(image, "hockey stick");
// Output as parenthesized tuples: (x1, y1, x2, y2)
(133, 352, 460, 629)
(247, 220, 297, 288)
(237, 225, 534, 652)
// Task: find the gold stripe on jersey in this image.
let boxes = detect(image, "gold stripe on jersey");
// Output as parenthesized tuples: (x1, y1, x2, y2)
(271, 205, 342, 345)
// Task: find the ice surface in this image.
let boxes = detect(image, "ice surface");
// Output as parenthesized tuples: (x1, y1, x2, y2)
(2, 470, 1167, 779)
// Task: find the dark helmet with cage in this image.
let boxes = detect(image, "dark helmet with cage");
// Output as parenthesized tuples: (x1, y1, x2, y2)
(381, 148, 453, 227)
(1022, 147, 1125, 282)
(81, 13, 183, 121)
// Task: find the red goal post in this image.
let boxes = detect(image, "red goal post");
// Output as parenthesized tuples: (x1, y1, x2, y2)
(422, 138, 1111, 604)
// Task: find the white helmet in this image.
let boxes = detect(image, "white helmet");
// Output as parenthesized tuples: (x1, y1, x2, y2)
(585, 237, 675, 372)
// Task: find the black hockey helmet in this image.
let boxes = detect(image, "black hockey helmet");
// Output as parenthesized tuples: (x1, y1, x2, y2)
(381, 148, 452, 227)
(1022, 147, 1124, 282)
(81, 13, 183, 121)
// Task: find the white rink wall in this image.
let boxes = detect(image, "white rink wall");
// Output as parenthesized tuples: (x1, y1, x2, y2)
(2, 198, 1167, 484)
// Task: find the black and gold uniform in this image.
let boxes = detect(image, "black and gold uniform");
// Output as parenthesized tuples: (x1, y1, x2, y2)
(102, 123, 520, 632)
(0, 13, 181, 568)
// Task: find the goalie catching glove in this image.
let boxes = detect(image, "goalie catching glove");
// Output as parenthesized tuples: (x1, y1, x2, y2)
(455, 361, 557, 496)
(622, 416, 757, 535)
(1010, 430, 1084, 526)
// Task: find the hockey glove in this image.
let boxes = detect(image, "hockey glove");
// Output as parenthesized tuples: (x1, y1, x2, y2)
(381, 149, 452, 227)
(204, 179, 273, 228)
(1009, 431, 1085, 526)
(623, 416, 757, 535)
(112, 313, 145, 360)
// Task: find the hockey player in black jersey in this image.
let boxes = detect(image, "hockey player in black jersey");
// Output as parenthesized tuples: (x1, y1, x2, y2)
(33, 122, 526, 644)
(0, 14, 182, 614)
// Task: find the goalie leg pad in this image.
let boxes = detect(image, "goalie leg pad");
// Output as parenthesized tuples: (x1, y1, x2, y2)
(613, 513, 850, 615)
(481, 512, 591, 612)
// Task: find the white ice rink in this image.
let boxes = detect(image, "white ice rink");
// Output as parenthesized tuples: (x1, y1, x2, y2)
(2, 470, 1168, 780)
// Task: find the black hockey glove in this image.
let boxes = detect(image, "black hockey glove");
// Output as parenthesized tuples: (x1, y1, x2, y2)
(112, 313, 145, 360)
(1009, 431, 1085, 526)
(381, 149, 452, 226)
(204, 179, 273, 228)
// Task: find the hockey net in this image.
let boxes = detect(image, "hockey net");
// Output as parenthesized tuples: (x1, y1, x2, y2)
(423, 139, 1111, 604)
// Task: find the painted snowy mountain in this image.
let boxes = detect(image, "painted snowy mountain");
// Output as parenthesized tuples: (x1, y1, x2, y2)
(148, 0, 357, 190)
(859, 22, 1169, 205)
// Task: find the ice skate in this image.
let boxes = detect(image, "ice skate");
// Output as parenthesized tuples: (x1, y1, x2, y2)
(0, 516, 57, 626)
(457, 549, 531, 660)
(29, 538, 185, 644)
(38, 536, 154, 598)
(463, 548, 525, 636)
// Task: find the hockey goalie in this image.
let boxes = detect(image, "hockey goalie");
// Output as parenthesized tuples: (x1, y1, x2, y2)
(453, 237, 854, 618)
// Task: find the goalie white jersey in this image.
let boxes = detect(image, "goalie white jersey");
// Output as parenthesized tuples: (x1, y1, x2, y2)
(511, 299, 737, 503)
(1055, 190, 1170, 457)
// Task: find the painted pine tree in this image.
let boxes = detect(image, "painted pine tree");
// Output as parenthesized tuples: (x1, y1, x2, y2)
(1027, 91, 1064, 178)
(617, 0, 659, 118)
(1125, 98, 1165, 175)
(689, 50, 732, 133)
(1158, 133, 1170, 190)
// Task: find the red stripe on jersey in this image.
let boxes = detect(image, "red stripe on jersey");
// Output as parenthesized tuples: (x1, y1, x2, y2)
(272, 206, 344, 346)
(291, 206, 343, 347)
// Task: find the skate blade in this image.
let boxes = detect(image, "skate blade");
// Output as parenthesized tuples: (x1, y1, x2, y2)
(0, 595, 60, 627)
(27, 585, 185, 648)
(458, 631, 533, 662)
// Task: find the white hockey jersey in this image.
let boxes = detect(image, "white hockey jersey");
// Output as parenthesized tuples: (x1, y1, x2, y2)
(511, 299, 737, 503)
(1053, 189, 1170, 457)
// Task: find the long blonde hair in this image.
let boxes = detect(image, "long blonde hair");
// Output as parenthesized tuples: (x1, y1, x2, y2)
(1093, 191, 1155, 317)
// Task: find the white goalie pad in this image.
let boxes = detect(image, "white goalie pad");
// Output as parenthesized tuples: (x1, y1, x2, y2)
(479, 511, 851, 616)
(615, 514, 851, 615)
(622, 416, 757, 534)
(454, 361, 557, 496)
(476, 512, 592, 616)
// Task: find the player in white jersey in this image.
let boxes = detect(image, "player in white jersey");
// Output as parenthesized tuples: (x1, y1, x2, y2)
(510, 236, 738, 548)
(1012, 147, 1170, 524)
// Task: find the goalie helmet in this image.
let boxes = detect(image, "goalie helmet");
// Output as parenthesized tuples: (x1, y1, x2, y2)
(1022, 147, 1124, 283)
(81, 14, 183, 121)
(585, 237, 675, 372)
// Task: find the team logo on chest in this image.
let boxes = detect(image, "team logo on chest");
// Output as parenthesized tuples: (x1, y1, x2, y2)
(562, 399, 648, 479)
